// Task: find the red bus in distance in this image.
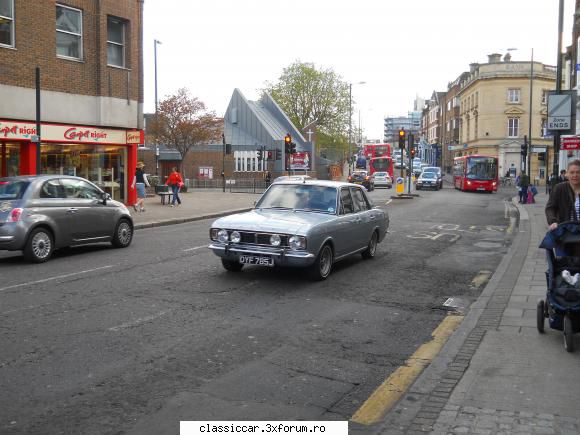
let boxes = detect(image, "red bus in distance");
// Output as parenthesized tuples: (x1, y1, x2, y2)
(453, 155, 499, 192)
(369, 156, 394, 178)
(363, 143, 391, 160)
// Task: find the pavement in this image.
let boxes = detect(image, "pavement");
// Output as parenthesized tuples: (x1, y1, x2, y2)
(129, 186, 580, 434)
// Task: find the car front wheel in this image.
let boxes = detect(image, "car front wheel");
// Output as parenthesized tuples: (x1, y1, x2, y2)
(112, 219, 133, 248)
(309, 244, 333, 281)
(24, 227, 54, 263)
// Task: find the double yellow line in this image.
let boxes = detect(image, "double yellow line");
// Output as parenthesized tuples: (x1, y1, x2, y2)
(351, 314, 463, 425)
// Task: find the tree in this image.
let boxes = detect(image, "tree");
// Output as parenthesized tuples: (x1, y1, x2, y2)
(264, 61, 350, 146)
(152, 88, 222, 170)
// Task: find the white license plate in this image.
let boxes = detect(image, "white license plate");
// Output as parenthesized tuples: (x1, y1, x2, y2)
(239, 255, 274, 267)
(476, 187, 485, 191)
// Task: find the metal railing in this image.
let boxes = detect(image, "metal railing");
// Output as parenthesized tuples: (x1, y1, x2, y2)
(184, 178, 268, 194)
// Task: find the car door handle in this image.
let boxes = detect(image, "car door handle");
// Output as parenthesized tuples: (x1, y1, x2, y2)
(369, 215, 376, 220)
(67, 208, 79, 213)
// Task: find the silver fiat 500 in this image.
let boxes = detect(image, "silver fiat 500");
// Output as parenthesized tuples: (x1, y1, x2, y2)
(0, 175, 133, 262)
(209, 180, 389, 280)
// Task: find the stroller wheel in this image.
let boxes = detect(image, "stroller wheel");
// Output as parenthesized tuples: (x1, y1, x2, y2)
(563, 314, 574, 353)
(536, 300, 545, 333)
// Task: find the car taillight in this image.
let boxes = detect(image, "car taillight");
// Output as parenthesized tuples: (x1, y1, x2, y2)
(8, 208, 23, 222)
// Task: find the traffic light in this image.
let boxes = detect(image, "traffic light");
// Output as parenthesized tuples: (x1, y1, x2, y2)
(290, 142, 297, 154)
(410, 147, 416, 158)
(284, 133, 292, 153)
(275, 149, 282, 160)
(521, 135, 528, 157)
(257, 148, 263, 160)
(398, 128, 406, 150)
(267, 150, 273, 160)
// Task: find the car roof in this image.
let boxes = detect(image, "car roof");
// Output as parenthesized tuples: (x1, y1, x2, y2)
(272, 179, 355, 188)
(0, 175, 85, 182)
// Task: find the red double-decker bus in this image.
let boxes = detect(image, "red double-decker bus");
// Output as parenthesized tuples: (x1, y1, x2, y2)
(363, 143, 391, 160)
(369, 156, 394, 177)
(453, 155, 499, 192)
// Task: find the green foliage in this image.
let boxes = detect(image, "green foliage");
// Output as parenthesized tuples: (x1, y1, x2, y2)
(264, 61, 350, 142)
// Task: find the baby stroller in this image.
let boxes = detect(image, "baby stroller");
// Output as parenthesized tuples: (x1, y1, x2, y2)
(538, 222, 580, 352)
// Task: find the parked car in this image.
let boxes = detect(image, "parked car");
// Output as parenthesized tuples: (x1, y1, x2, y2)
(421, 166, 443, 188)
(373, 172, 393, 188)
(208, 180, 389, 280)
(0, 175, 133, 262)
(348, 170, 375, 191)
(415, 171, 440, 190)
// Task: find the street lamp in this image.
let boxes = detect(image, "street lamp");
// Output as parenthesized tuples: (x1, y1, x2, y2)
(154, 39, 162, 113)
(154, 39, 162, 176)
(349, 81, 366, 175)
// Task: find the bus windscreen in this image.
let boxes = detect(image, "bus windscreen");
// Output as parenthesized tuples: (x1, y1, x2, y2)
(466, 157, 497, 180)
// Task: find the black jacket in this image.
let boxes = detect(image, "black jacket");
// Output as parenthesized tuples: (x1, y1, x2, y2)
(546, 181, 578, 225)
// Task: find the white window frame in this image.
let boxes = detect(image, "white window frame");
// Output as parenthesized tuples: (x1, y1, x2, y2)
(56, 4, 83, 60)
(107, 16, 126, 68)
(508, 117, 519, 137)
(0, 0, 15, 48)
(541, 90, 548, 105)
(507, 88, 520, 104)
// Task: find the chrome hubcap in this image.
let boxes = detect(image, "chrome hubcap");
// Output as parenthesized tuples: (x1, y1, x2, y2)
(370, 235, 377, 255)
(118, 222, 132, 245)
(32, 232, 51, 259)
(320, 247, 332, 276)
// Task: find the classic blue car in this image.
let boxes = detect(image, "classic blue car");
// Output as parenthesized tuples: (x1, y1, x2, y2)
(208, 180, 389, 280)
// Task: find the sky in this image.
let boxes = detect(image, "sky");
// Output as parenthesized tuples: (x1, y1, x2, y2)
(143, 0, 576, 140)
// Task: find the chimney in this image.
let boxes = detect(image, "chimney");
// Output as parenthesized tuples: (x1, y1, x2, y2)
(503, 52, 512, 62)
(488, 53, 502, 63)
(469, 63, 478, 73)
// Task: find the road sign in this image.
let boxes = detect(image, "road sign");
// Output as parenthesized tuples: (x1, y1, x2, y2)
(561, 136, 580, 150)
(548, 93, 573, 130)
(531, 147, 547, 153)
(395, 177, 404, 194)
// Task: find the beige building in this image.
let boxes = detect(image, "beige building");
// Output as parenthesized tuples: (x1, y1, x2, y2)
(457, 53, 556, 184)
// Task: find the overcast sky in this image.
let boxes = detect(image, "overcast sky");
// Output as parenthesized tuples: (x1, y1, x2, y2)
(143, 0, 576, 140)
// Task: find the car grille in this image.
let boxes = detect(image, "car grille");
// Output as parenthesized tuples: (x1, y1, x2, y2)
(237, 231, 289, 247)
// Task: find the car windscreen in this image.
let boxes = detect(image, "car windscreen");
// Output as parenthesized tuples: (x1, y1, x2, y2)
(422, 173, 436, 179)
(0, 180, 30, 200)
(257, 184, 338, 214)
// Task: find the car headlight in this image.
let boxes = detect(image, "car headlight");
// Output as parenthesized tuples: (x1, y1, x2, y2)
(270, 234, 281, 247)
(288, 235, 306, 250)
(230, 231, 241, 243)
(217, 229, 229, 243)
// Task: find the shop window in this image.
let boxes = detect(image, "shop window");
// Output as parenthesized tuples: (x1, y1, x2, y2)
(56, 4, 83, 60)
(107, 16, 127, 68)
(0, 0, 14, 48)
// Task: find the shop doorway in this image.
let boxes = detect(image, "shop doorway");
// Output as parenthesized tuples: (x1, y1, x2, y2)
(0, 142, 21, 177)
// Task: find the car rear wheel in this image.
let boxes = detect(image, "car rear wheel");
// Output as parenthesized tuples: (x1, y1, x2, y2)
(362, 231, 378, 259)
(309, 244, 333, 281)
(24, 227, 54, 263)
(112, 219, 133, 248)
(222, 258, 243, 272)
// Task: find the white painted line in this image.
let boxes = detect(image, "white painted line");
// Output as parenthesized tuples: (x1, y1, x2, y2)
(0, 265, 114, 293)
(385, 199, 393, 205)
(109, 311, 169, 331)
(183, 245, 208, 252)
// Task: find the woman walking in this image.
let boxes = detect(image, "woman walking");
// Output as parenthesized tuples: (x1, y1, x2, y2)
(131, 162, 149, 212)
(166, 166, 183, 207)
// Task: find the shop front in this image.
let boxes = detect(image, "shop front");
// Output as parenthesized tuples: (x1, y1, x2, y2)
(0, 120, 142, 205)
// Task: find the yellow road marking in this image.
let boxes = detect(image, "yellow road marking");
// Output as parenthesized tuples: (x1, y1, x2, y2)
(350, 314, 464, 425)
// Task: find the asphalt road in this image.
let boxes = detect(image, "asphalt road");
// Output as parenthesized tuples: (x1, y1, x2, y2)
(0, 184, 517, 434)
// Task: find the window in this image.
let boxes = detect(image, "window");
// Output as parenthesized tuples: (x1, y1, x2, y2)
(60, 178, 101, 199)
(507, 88, 520, 104)
(541, 90, 549, 105)
(107, 16, 126, 68)
(508, 117, 519, 137)
(350, 187, 370, 211)
(0, 0, 14, 47)
(339, 188, 354, 215)
(40, 179, 65, 199)
(56, 4, 82, 60)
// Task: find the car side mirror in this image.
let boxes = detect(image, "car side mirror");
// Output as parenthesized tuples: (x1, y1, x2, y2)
(101, 192, 110, 204)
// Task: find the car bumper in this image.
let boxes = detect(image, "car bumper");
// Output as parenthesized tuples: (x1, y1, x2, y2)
(0, 223, 27, 251)
(208, 242, 317, 267)
(374, 181, 392, 188)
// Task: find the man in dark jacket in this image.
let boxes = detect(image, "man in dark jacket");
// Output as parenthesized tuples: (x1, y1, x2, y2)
(546, 160, 580, 230)
(517, 171, 530, 204)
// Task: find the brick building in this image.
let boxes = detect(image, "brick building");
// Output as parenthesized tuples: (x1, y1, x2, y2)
(0, 0, 144, 204)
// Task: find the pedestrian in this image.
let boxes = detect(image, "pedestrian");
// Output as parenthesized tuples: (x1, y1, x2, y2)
(546, 160, 580, 230)
(265, 171, 272, 187)
(517, 170, 530, 204)
(166, 166, 183, 207)
(131, 162, 150, 212)
(558, 169, 567, 183)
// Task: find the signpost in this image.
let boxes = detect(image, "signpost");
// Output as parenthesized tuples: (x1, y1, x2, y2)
(561, 136, 580, 150)
(395, 177, 404, 195)
(547, 93, 572, 130)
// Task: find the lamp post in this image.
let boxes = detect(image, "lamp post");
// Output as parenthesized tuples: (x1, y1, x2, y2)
(154, 39, 161, 176)
(528, 48, 533, 181)
(348, 81, 366, 175)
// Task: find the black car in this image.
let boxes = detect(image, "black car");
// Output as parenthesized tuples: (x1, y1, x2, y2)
(348, 171, 374, 191)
